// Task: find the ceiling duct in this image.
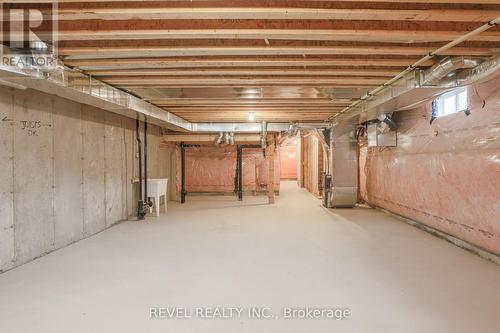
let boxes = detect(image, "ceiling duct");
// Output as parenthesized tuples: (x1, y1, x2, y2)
(421, 56, 480, 86)
(329, 55, 500, 133)
(215, 132, 225, 146)
(377, 114, 397, 132)
(226, 132, 235, 146)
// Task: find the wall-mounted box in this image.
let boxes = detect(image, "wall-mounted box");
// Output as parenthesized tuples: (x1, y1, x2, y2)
(367, 123, 397, 147)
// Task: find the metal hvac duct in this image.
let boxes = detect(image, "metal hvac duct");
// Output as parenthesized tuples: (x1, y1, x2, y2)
(215, 132, 225, 146)
(421, 56, 480, 86)
(325, 56, 500, 209)
(329, 129, 358, 208)
(330, 55, 500, 133)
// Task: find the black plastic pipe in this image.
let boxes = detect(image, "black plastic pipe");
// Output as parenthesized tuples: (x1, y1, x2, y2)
(236, 145, 261, 201)
(136, 117, 145, 220)
(234, 148, 239, 195)
(237, 145, 243, 201)
(144, 118, 151, 208)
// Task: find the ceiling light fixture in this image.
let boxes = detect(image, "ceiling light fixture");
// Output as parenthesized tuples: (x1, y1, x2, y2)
(248, 112, 256, 122)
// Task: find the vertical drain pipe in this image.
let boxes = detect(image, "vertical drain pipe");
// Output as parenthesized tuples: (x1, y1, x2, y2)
(144, 118, 152, 210)
(136, 117, 145, 220)
(180, 142, 186, 204)
(237, 145, 243, 201)
(234, 146, 240, 195)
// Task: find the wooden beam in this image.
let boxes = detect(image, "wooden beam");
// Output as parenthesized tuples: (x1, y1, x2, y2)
(59, 46, 498, 59)
(174, 111, 338, 116)
(86, 68, 401, 77)
(158, 104, 351, 108)
(66, 57, 434, 70)
(148, 98, 353, 106)
(161, 104, 346, 108)
(11, 0, 500, 3)
(51, 7, 500, 22)
(52, 29, 500, 43)
(167, 108, 345, 113)
(99, 76, 388, 87)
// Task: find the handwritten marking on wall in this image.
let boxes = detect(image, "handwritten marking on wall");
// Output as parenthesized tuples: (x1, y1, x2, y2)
(19, 120, 52, 137)
(1, 115, 13, 122)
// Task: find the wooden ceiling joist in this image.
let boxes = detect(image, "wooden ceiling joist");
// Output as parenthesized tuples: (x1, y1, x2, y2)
(64, 57, 435, 70)
(20, 0, 500, 3)
(85, 68, 401, 77)
(160, 106, 346, 111)
(59, 46, 498, 59)
(10, 0, 498, 124)
(52, 29, 500, 43)
(147, 98, 351, 105)
(100, 76, 388, 87)
(150, 101, 352, 107)
(52, 7, 500, 22)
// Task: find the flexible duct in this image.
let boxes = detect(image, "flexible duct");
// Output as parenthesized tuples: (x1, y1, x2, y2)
(228, 132, 235, 145)
(421, 56, 481, 86)
(214, 132, 235, 146)
(215, 132, 224, 146)
(329, 55, 499, 134)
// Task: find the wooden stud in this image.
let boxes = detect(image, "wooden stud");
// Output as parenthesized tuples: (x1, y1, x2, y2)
(268, 137, 276, 204)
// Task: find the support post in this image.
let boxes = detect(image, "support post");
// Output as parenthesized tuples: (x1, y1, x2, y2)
(268, 138, 275, 204)
(180, 142, 186, 204)
(233, 148, 239, 195)
(237, 145, 243, 201)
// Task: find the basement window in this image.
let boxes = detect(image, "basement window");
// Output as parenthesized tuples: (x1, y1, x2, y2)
(434, 88, 468, 117)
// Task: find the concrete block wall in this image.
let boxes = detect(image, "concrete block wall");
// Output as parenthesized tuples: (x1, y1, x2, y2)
(0, 86, 174, 272)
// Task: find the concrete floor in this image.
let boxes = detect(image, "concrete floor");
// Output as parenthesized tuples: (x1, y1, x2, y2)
(0, 181, 499, 333)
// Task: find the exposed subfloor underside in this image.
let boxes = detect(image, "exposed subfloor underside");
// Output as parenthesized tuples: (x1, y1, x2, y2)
(0, 182, 499, 333)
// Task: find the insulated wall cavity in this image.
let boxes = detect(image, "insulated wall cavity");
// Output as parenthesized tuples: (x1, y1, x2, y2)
(180, 146, 280, 193)
(359, 77, 500, 255)
(280, 138, 298, 180)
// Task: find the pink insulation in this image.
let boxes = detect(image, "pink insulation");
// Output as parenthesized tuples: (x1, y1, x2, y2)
(279, 138, 298, 179)
(178, 146, 280, 193)
(359, 77, 500, 255)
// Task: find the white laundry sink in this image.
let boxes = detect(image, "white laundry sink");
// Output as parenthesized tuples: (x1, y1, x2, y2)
(139, 178, 169, 217)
